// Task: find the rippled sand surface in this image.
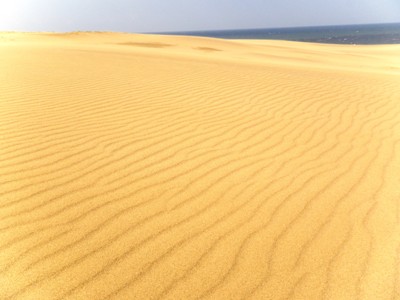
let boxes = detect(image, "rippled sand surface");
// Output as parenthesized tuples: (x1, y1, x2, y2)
(0, 32, 400, 299)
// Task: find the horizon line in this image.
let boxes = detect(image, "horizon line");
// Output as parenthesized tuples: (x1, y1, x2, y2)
(150, 21, 400, 34)
(1, 21, 399, 35)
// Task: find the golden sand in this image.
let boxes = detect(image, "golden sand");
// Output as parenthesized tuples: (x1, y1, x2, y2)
(0, 32, 400, 300)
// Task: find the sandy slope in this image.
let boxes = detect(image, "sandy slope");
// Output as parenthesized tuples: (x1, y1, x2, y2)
(0, 32, 400, 300)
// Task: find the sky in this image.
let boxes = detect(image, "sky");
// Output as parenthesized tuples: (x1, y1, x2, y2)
(0, 0, 400, 33)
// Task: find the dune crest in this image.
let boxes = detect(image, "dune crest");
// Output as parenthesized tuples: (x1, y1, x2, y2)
(0, 32, 400, 300)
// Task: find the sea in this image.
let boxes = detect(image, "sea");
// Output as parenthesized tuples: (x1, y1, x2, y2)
(155, 23, 400, 45)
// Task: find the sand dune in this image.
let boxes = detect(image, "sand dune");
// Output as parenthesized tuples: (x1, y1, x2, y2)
(0, 32, 400, 300)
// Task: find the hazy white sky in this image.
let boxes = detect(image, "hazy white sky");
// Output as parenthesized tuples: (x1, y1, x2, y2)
(1, 0, 399, 32)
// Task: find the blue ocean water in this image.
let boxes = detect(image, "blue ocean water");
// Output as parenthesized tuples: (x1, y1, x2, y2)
(156, 23, 400, 45)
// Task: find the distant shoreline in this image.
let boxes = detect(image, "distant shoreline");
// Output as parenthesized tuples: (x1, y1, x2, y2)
(153, 22, 400, 45)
